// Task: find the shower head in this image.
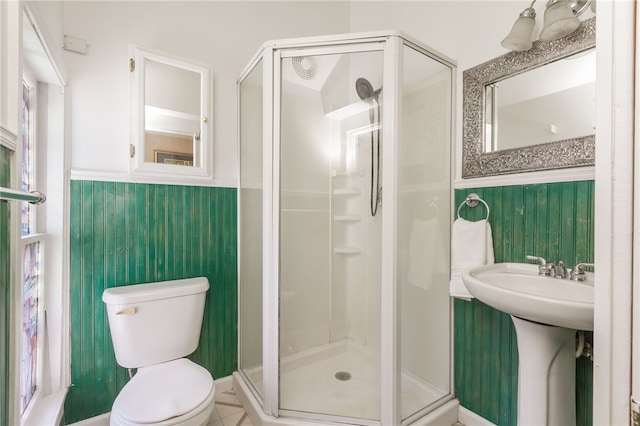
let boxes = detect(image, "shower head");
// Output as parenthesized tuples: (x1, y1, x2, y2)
(355, 78, 382, 101)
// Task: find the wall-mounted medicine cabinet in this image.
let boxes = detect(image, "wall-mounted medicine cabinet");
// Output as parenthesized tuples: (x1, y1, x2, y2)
(129, 44, 212, 182)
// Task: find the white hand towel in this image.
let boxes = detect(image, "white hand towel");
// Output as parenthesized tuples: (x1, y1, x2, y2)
(449, 217, 495, 300)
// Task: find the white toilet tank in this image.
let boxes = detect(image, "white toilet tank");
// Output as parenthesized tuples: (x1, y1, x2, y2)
(102, 277, 209, 369)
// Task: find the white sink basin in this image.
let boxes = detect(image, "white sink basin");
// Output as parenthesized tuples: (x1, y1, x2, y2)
(462, 262, 594, 330)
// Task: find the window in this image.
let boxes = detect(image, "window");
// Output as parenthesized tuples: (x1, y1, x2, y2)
(14, 7, 69, 425)
(19, 75, 45, 418)
(21, 81, 34, 236)
(20, 241, 42, 414)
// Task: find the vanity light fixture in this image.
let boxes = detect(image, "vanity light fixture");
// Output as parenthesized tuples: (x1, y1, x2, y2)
(539, 0, 581, 41)
(501, 0, 592, 51)
(501, 0, 537, 51)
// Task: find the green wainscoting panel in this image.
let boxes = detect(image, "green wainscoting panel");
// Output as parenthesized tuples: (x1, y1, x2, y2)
(454, 181, 594, 426)
(0, 146, 11, 425)
(65, 181, 238, 423)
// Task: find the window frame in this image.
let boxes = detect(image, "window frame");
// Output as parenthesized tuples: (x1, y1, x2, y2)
(18, 69, 47, 421)
(14, 5, 70, 425)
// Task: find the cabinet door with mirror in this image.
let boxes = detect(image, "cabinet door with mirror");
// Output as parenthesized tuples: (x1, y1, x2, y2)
(129, 45, 211, 181)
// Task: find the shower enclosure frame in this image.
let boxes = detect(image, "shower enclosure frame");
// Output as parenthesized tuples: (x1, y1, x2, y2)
(237, 31, 457, 426)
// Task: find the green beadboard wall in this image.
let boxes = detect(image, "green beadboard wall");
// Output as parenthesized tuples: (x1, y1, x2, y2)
(65, 181, 238, 423)
(0, 146, 11, 425)
(454, 181, 594, 426)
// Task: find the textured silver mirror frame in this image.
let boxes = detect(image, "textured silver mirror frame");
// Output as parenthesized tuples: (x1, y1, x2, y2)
(462, 17, 596, 178)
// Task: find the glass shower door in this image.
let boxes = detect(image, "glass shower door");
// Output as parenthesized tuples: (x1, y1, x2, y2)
(398, 43, 453, 421)
(277, 45, 384, 422)
(238, 58, 264, 399)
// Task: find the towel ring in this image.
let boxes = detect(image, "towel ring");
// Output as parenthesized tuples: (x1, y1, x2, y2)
(457, 193, 490, 220)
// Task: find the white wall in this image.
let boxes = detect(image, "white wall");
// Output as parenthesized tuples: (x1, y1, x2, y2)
(1, 0, 22, 140)
(62, 1, 351, 186)
(63, 0, 583, 186)
(28, 1, 65, 52)
(349, 1, 514, 67)
(348, 1, 521, 183)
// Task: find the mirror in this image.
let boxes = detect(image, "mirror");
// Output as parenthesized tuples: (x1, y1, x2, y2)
(485, 49, 595, 152)
(462, 17, 595, 178)
(129, 45, 211, 180)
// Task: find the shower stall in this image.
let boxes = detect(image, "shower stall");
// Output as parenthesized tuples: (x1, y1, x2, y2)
(236, 31, 455, 425)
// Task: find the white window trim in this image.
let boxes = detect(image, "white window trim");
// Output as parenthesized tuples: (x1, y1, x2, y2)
(16, 4, 70, 426)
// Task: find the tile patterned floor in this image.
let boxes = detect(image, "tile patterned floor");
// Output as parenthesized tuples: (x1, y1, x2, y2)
(207, 390, 253, 426)
(210, 389, 465, 426)
(77, 387, 463, 426)
(215, 390, 465, 426)
(211, 389, 465, 426)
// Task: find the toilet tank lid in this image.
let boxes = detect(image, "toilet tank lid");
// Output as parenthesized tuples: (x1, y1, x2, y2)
(102, 277, 209, 305)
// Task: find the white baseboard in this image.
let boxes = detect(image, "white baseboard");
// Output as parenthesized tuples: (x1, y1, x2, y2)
(458, 405, 497, 426)
(215, 374, 233, 395)
(409, 399, 460, 425)
(68, 412, 110, 426)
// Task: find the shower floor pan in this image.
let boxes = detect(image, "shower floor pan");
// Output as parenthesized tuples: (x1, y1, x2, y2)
(240, 338, 448, 421)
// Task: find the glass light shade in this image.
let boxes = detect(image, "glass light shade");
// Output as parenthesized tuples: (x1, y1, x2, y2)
(539, 0, 580, 41)
(501, 14, 536, 51)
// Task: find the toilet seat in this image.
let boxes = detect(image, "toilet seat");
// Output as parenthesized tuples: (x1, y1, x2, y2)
(111, 358, 215, 425)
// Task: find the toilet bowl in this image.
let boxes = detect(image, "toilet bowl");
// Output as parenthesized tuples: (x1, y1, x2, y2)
(103, 278, 215, 426)
(109, 359, 215, 426)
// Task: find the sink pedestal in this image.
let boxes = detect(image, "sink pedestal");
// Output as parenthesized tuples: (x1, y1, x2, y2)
(511, 316, 576, 426)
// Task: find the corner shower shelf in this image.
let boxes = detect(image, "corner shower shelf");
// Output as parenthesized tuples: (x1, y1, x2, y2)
(334, 215, 361, 222)
(333, 247, 362, 254)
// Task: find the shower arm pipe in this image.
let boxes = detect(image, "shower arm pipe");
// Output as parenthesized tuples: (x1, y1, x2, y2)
(0, 186, 46, 204)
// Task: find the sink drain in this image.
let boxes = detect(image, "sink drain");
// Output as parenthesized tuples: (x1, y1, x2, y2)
(335, 371, 351, 381)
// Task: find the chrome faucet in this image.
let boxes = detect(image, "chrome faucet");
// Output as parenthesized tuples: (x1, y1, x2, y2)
(527, 255, 594, 280)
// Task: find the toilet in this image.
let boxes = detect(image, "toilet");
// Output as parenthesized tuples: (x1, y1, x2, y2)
(102, 277, 215, 426)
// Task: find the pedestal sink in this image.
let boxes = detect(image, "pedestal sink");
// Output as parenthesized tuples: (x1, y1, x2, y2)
(462, 263, 594, 426)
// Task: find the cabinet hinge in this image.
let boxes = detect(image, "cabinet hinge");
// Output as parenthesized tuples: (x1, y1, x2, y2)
(632, 397, 640, 426)
(129, 58, 135, 72)
(129, 144, 135, 158)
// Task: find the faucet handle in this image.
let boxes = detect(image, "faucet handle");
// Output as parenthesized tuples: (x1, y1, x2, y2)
(526, 255, 553, 276)
(570, 262, 594, 281)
